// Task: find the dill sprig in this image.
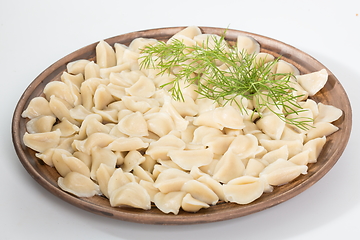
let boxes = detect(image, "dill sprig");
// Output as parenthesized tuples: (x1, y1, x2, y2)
(139, 34, 313, 130)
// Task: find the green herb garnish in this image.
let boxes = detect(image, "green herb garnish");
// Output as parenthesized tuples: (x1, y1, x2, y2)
(139, 34, 313, 130)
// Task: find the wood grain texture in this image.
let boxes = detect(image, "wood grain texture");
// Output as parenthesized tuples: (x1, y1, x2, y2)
(12, 27, 352, 225)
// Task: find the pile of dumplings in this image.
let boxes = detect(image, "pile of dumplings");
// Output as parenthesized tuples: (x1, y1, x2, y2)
(21, 26, 343, 214)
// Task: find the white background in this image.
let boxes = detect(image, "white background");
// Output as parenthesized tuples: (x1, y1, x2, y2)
(1, 0, 359, 239)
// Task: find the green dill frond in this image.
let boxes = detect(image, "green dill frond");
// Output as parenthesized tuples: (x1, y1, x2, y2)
(139, 33, 313, 130)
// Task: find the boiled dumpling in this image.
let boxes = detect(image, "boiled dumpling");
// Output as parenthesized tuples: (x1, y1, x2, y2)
(154, 191, 186, 215)
(145, 112, 175, 137)
(121, 96, 157, 113)
(69, 105, 92, 122)
(160, 96, 189, 131)
(259, 158, 308, 186)
(109, 182, 151, 210)
(244, 158, 266, 177)
(167, 149, 213, 170)
(260, 139, 303, 158)
(275, 60, 300, 77)
(106, 83, 126, 100)
(49, 95, 78, 125)
(191, 126, 223, 144)
(43, 81, 75, 107)
(57, 135, 79, 153)
(132, 165, 154, 183)
(96, 163, 115, 198)
(296, 69, 328, 96)
(61, 71, 84, 89)
(122, 150, 146, 172)
(125, 75, 156, 98)
(107, 137, 148, 152)
(96, 40, 116, 68)
(261, 145, 289, 164)
(92, 107, 118, 123)
(72, 132, 116, 154)
(117, 111, 148, 137)
(84, 61, 101, 79)
(23, 129, 61, 153)
(99, 63, 131, 79)
(129, 37, 158, 53)
(26, 115, 56, 134)
(154, 168, 193, 193)
(90, 146, 117, 180)
(203, 135, 235, 155)
(195, 107, 226, 128)
(256, 110, 285, 140)
(237, 35, 260, 55)
(110, 71, 133, 88)
(139, 180, 159, 202)
(174, 79, 199, 101)
(195, 97, 219, 114)
(288, 77, 309, 102)
(77, 114, 108, 139)
(52, 118, 79, 137)
(228, 134, 259, 159)
(194, 34, 229, 51)
(146, 134, 186, 160)
(21, 97, 54, 119)
(66, 59, 90, 75)
(288, 150, 310, 165)
(35, 148, 55, 167)
(306, 122, 339, 141)
(122, 48, 140, 67)
(281, 125, 306, 142)
(286, 108, 314, 132)
(302, 136, 326, 163)
(213, 106, 245, 130)
(223, 176, 265, 204)
(181, 193, 210, 212)
(170, 94, 199, 117)
(314, 103, 342, 123)
(107, 168, 137, 196)
(51, 149, 73, 177)
(80, 78, 101, 110)
(58, 172, 100, 198)
(61, 154, 90, 177)
(213, 150, 245, 184)
(181, 180, 219, 205)
(253, 53, 275, 67)
(114, 43, 128, 65)
(171, 26, 202, 40)
(93, 84, 115, 110)
(197, 174, 226, 201)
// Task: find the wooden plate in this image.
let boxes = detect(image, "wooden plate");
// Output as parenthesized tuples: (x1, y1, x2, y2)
(12, 27, 352, 225)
